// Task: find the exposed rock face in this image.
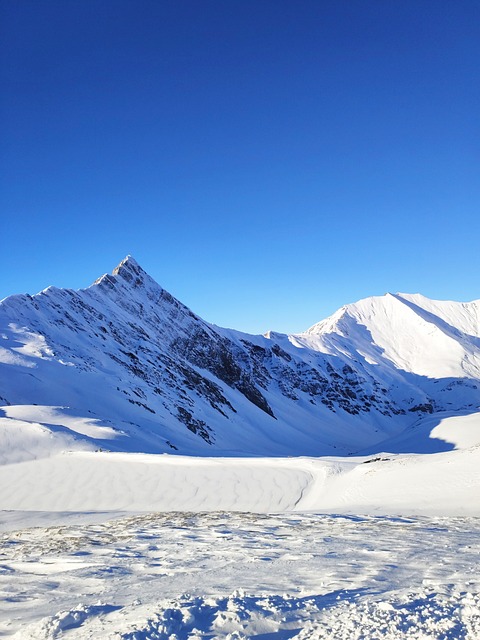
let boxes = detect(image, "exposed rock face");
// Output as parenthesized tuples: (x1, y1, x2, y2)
(0, 256, 479, 455)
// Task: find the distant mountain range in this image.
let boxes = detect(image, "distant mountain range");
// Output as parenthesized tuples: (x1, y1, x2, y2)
(1, 256, 478, 457)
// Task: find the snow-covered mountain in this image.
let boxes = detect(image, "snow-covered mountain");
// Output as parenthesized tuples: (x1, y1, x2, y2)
(1, 256, 479, 457)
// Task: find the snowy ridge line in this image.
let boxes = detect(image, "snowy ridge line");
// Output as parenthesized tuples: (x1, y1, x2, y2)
(0, 255, 479, 459)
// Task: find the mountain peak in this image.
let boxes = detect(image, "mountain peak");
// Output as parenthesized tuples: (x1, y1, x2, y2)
(110, 255, 152, 289)
(91, 255, 151, 291)
(112, 255, 144, 278)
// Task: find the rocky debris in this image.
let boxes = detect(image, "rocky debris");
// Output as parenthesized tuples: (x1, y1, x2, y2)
(409, 403, 434, 414)
(177, 407, 214, 444)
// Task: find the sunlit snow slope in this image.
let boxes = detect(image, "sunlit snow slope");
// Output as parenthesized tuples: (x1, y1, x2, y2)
(0, 256, 479, 459)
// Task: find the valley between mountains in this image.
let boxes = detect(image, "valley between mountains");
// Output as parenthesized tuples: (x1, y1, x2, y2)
(0, 256, 479, 516)
(1, 257, 480, 639)
(1, 255, 479, 459)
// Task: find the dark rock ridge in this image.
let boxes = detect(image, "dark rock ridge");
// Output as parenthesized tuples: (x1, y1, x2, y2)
(0, 256, 478, 456)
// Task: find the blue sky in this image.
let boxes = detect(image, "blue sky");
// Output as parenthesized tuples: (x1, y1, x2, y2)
(1, 1, 479, 334)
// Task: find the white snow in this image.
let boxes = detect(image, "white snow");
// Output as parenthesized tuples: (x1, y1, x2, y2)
(1, 259, 479, 638)
(0, 406, 479, 516)
(430, 412, 480, 449)
(3, 405, 120, 440)
(303, 292, 480, 379)
(1, 512, 479, 638)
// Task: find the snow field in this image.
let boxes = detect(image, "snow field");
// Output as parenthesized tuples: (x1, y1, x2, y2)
(1, 512, 479, 638)
(0, 440, 480, 516)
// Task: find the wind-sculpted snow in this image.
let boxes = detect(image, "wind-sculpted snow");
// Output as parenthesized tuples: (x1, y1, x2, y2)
(1, 512, 479, 638)
(1, 256, 479, 456)
(0, 411, 479, 516)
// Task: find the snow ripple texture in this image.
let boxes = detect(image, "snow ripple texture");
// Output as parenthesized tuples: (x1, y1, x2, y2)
(1, 512, 479, 639)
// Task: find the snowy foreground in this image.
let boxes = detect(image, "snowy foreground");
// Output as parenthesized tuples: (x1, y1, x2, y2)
(1, 383, 479, 638)
(0, 512, 479, 639)
(1, 417, 480, 639)
(1, 410, 480, 637)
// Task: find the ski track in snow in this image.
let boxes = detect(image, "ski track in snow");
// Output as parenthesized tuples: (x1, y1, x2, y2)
(0, 512, 479, 639)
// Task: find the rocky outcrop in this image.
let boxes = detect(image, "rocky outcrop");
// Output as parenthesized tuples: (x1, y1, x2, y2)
(1, 256, 479, 455)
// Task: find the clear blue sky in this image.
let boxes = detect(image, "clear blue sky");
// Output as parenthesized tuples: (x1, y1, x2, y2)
(1, 1, 479, 334)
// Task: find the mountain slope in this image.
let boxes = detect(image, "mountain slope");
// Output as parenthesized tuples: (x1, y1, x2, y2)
(0, 257, 479, 457)
(302, 292, 479, 379)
